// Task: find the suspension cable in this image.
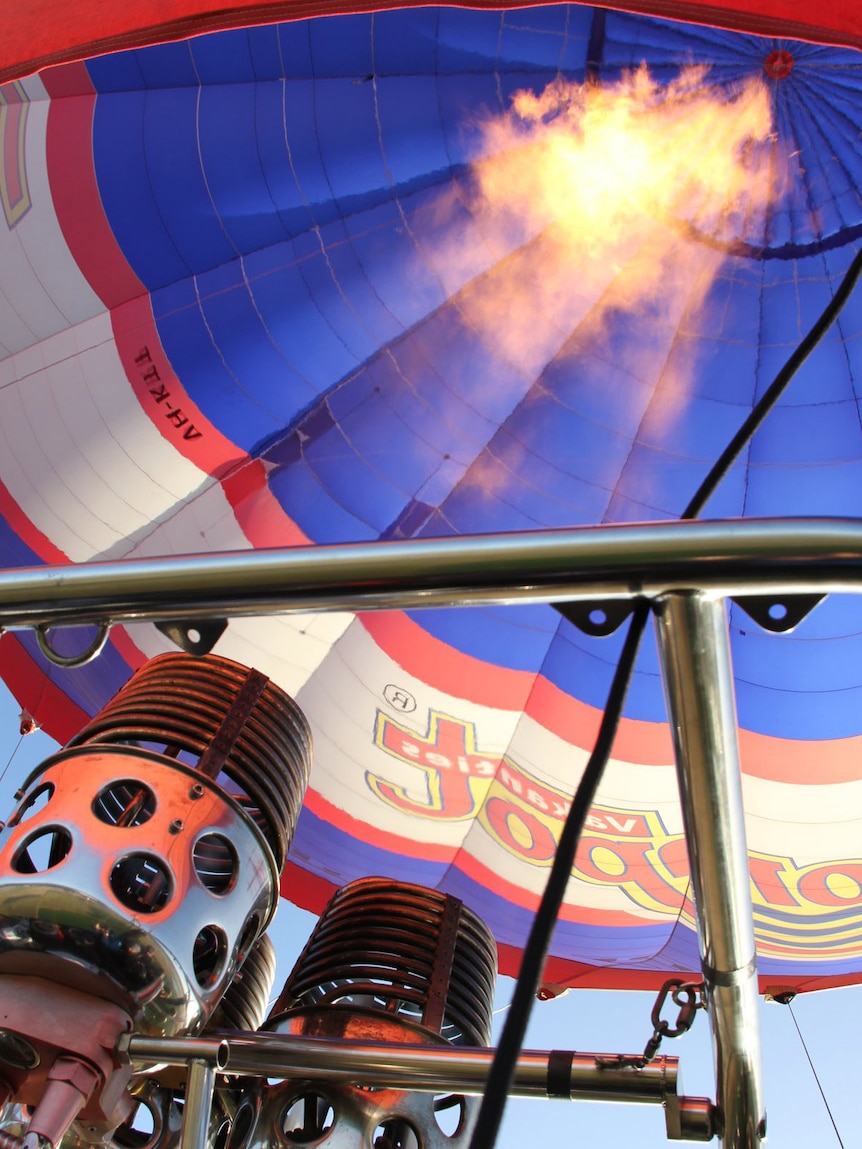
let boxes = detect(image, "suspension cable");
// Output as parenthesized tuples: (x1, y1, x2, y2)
(468, 241, 862, 1149)
(787, 1001, 845, 1149)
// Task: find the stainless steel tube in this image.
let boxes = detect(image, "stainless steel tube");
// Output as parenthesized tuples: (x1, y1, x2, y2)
(654, 592, 765, 1149)
(128, 1034, 674, 1099)
(180, 1058, 216, 1149)
(0, 517, 859, 631)
(220, 1037, 672, 1102)
(126, 1033, 713, 1139)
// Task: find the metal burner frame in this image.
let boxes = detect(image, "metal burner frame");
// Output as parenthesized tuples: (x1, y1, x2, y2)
(1, 514, 858, 1148)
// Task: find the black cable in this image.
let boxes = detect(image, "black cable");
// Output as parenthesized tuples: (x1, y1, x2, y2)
(467, 599, 650, 1149)
(468, 240, 862, 1149)
(683, 245, 862, 520)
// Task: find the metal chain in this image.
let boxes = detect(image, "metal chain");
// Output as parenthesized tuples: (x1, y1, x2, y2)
(642, 979, 706, 1063)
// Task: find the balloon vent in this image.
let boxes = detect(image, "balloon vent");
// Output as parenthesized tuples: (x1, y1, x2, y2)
(268, 877, 498, 1047)
(0, 653, 312, 1039)
(764, 49, 793, 79)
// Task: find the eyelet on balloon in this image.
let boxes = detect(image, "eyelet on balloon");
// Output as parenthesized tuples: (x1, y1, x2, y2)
(764, 49, 793, 79)
(35, 621, 111, 667)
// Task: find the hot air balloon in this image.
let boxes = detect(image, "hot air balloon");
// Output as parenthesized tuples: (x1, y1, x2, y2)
(0, 2, 862, 1147)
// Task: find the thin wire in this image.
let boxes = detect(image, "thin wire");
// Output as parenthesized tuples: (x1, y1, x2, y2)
(0, 732, 25, 792)
(786, 1001, 846, 1149)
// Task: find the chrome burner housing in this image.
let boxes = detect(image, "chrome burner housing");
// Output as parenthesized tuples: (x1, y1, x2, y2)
(0, 654, 312, 1037)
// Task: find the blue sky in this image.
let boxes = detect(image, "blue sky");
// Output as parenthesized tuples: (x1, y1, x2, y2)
(0, 677, 855, 1148)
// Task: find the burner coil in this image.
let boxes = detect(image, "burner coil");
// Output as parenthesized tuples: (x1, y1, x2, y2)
(68, 653, 311, 872)
(268, 877, 497, 1046)
(237, 880, 498, 1149)
(207, 933, 278, 1034)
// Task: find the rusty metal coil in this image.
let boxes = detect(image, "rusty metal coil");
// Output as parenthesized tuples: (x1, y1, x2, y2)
(267, 878, 497, 1046)
(207, 933, 277, 1033)
(67, 653, 311, 872)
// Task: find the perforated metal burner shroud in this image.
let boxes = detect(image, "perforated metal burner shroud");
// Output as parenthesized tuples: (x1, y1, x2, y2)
(231, 878, 498, 1149)
(0, 652, 312, 1038)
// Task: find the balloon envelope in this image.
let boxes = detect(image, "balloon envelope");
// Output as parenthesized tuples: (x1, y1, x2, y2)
(1, 4, 862, 993)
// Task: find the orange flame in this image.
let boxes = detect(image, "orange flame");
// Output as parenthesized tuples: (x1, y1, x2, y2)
(417, 65, 782, 506)
(477, 65, 777, 256)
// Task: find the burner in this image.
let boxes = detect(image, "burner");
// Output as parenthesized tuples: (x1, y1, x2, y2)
(229, 878, 498, 1149)
(0, 653, 311, 1148)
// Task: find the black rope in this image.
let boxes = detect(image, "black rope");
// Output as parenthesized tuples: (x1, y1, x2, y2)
(467, 599, 650, 1149)
(683, 246, 862, 520)
(468, 240, 862, 1149)
(787, 1001, 845, 1149)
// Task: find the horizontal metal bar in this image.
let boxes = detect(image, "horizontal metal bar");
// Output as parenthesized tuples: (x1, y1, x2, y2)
(125, 1033, 714, 1140)
(1, 518, 862, 631)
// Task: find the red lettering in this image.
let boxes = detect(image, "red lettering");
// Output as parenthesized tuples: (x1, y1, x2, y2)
(576, 835, 652, 884)
(656, 835, 689, 880)
(797, 862, 862, 908)
(380, 715, 502, 779)
(484, 797, 556, 862)
(749, 854, 797, 908)
(369, 766, 476, 819)
(574, 835, 689, 913)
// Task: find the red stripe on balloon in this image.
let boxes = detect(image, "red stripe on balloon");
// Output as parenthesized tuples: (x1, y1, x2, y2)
(360, 611, 672, 757)
(0, 477, 69, 567)
(301, 788, 455, 863)
(300, 789, 669, 928)
(360, 612, 537, 713)
(279, 860, 338, 911)
(221, 461, 313, 547)
(0, 633, 90, 743)
(43, 62, 143, 309)
(4, 1, 862, 88)
(43, 63, 308, 547)
(456, 849, 667, 928)
(736, 727, 862, 786)
(359, 611, 862, 785)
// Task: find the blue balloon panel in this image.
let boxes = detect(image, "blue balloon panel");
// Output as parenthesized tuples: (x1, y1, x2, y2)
(1, 5, 862, 990)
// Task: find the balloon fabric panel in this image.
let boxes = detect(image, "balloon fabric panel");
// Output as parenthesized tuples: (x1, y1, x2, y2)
(2, 6, 862, 990)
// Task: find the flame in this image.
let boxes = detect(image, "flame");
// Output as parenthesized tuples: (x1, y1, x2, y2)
(415, 65, 782, 512)
(477, 65, 777, 256)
